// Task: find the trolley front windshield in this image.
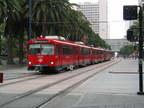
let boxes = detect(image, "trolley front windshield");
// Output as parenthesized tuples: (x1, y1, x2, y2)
(29, 44, 54, 55)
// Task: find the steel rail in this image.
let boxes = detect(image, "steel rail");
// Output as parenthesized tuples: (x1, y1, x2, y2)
(0, 60, 121, 107)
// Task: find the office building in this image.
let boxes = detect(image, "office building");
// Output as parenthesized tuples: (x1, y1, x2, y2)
(77, 0, 108, 39)
(105, 39, 133, 52)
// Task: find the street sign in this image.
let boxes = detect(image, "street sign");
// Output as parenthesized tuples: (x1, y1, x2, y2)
(134, 50, 138, 53)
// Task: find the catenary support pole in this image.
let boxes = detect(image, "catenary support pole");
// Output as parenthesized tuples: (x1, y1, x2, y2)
(137, 6, 144, 95)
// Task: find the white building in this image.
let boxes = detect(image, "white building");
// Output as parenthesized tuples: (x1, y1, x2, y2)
(139, 0, 144, 4)
(76, 0, 108, 39)
(105, 39, 133, 52)
(99, 0, 108, 39)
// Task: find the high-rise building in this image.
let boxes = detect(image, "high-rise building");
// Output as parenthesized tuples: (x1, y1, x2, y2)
(76, 0, 108, 39)
(139, 0, 144, 4)
(99, 0, 108, 39)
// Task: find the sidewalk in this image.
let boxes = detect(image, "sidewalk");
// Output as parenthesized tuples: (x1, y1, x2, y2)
(71, 59, 144, 108)
(0, 58, 27, 71)
(0, 64, 26, 71)
(42, 59, 144, 108)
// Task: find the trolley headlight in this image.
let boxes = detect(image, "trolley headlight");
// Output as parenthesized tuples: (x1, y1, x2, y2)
(29, 62, 32, 65)
(50, 62, 54, 64)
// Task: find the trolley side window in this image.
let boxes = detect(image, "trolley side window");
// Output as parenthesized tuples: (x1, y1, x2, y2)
(56, 44, 59, 55)
(76, 47, 78, 55)
(62, 45, 72, 55)
(29, 44, 40, 55)
(84, 48, 90, 55)
(80, 47, 83, 55)
(41, 44, 54, 55)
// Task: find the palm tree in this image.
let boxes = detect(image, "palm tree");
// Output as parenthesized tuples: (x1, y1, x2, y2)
(0, 0, 8, 64)
(32, 0, 78, 36)
(3, 0, 22, 64)
(71, 18, 92, 41)
(13, 0, 29, 64)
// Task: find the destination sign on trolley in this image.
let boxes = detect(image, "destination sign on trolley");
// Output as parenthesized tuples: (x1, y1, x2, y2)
(34, 40, 48, 43)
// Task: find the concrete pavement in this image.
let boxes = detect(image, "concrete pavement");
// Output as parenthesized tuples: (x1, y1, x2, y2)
(1, 58, 144, 108)
(41, 58, 144, 108)
(0, 64, 26, 71)
(0, 57, 27, 71)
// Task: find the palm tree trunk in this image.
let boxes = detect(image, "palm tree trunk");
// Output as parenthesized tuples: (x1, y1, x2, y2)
(42, 16, 46, 36)
(0, 35, 2, 64)
(19, 26, 24, 64)
(7, 16, 14, 64)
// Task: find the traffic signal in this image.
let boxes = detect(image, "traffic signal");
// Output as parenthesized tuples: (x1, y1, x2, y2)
(127, 29, 138, 42)
(133, 36, 138, 41)
(127, 29, 133, 41)
(123, 6, 138, 20)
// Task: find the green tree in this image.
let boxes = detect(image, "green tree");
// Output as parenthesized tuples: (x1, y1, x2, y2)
(0, 0, 110, 65)
(119, 45, 134, 55)
(32, 0, 78, 37)
(13, 0, 28, 64)
(70, 18, 91, 41)
(130, 6, 144, 36)
(0, 0, 8, 64)
(3, 0, 22, 64)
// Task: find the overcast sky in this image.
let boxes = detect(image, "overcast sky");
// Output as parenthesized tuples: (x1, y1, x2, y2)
(69, 0, 138, 39)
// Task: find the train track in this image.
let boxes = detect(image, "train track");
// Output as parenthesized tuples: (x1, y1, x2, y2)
(4, 73, 35, 80)
(0, 75, 47, 87)
(0, 59, 121, 108)
(1, 60, 116, 87)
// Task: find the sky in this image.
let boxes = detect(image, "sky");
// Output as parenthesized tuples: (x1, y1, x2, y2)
(69, 0, 138, 39)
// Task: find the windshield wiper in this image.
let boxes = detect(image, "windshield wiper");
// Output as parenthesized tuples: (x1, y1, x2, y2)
(47, 49, 52, 55)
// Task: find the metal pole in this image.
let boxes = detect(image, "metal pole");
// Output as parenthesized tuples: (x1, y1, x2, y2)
(137, 6, 144, 95)
(29, 0, 32, 40)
